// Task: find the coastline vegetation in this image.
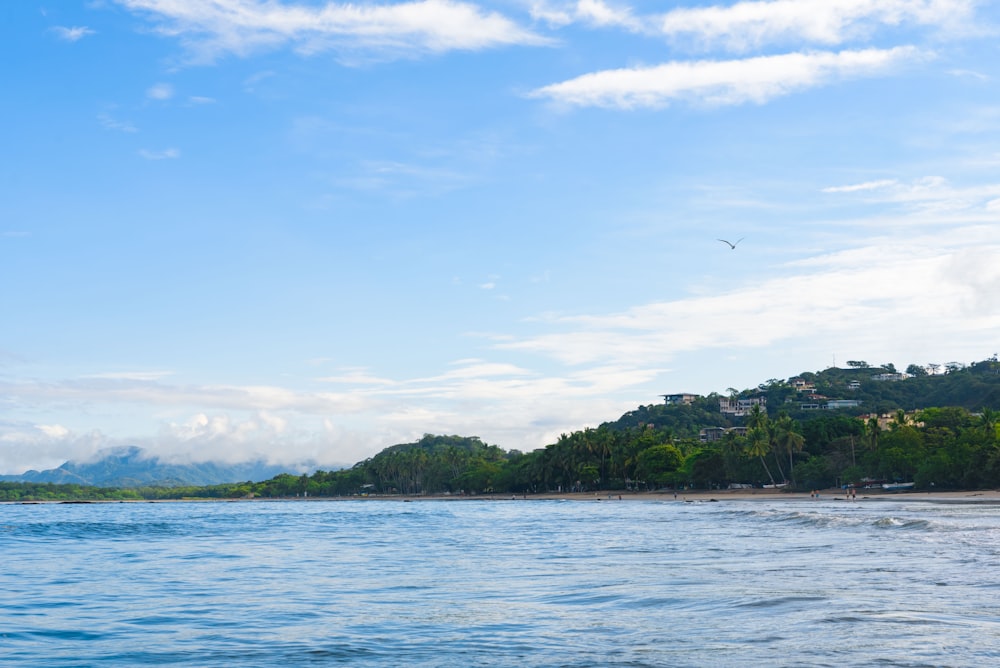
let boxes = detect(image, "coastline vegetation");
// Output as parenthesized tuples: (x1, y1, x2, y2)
(4, 358, 999, 502)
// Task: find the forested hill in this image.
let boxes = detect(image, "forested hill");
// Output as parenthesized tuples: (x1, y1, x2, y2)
(604, 357, 1000, 438)
(750, 359, 1000, 416)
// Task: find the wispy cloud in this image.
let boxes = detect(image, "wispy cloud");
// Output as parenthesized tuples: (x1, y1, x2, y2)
(495, 231, 1000, 369)
(317, 368, 396, 385)
(51, 26, 96, 42)
(529, 46, 923, 109)
(36, 424, 70, 439)
(529, 0, 642, 31)
(138, 147, 181, 159)
(146, 82, 175, 100)
(243, 70, 275, 92)
(823, 175, 1000, 216)
(528, 0, 976, 46)
(657, 0, 975, 51)
(84, 371, 175, 381)
(331, 159, 475, 197)
(822, 179, 898, 193)
(114, 0, 549, 63)
(98, 112, 139, 133)
(947, 68, 990, 81)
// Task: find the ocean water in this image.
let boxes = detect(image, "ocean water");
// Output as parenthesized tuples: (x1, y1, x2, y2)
(2, 497, 999, 667)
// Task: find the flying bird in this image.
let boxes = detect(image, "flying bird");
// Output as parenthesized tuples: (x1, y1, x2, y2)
(717, 237, 744, 250)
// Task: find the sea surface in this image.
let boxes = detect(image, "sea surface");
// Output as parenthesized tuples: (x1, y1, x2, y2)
(2, 496, 999, 667)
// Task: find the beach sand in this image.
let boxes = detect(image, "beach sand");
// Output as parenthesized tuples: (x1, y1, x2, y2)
(389, 488, 1000, 503)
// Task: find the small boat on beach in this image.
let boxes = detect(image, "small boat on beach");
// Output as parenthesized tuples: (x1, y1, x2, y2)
(882, 482, 916, 492)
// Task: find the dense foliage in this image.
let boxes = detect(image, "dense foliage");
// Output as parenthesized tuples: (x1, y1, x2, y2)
(4, 359, 1000, 501)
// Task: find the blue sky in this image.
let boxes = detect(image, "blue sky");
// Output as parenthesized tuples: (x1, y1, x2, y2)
(3, 0, 1000, 473)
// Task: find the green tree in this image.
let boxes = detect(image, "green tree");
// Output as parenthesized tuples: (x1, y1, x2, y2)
(635, 444, 683, 487)
(865, 415, 880, 452)
(745, 403, 776, 485)
(979, 407, 998, 441)
(773, 413, 805, 482)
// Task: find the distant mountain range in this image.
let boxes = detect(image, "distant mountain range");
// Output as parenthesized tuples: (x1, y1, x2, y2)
(0, 446, 293, 488)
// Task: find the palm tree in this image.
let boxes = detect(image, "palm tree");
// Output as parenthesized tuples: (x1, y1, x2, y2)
(865, 415, 880, 452)
(719, 430, 744, 480)
(745, 404, 775, 484)
(746, 426, 776, 486)
(773, 413, 805, 480)
(765, 421, 787, 483)
(746, 402, 767, 430)
(980, 407, 998, 441)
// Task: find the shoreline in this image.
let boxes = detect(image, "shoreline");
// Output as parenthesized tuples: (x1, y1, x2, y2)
(7, 488, 1000, 505)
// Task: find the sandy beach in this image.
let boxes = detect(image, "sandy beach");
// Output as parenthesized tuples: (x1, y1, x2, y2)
(366, 487, 1000, 503)
(9, 488, 1000, 504)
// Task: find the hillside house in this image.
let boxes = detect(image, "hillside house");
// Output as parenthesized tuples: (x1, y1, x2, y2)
(860, 411, 925, 430)
(872, 373, 909, 382)
(699, 426, 748, 442)
(661, 393, 699, 406)
(790, 378, 816, 393)
(825, 399, 862, 409)
(719, 396, 766, 417)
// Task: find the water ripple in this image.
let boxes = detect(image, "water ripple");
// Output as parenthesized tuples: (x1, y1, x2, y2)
(2, 499, 999, 666)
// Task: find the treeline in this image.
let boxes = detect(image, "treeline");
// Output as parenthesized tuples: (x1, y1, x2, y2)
(0, 483, 143, 502)
(4, 407, 998, 501)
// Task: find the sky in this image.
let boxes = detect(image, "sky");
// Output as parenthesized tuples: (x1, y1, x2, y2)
(2, 0, 1000, 474)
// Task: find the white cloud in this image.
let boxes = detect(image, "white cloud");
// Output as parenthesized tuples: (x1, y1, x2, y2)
(51, 26, 96, 41)
(530, 46, 923, 109)
(37, 424, 70, 439)
(85, 371, 175, 381)
(146, 82, 175, 100)
(529, 0, 642, 31)
(528, 0, 976, 46)
(98, 113, 139, 133)
(139, 148, 181, 159)
(947, 68, 990, 81)
(243, 70, 275, 92)
(822, 176, 1000, 217)
(495, 231, 1000, 370)
(115, 0, 549, 63)
(658, 0, 975, 51)
(822, 178, 898, 193)
(317, 368, 396, 385)
(0, 360, 645, 471)
(0, 421, 114, 474)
